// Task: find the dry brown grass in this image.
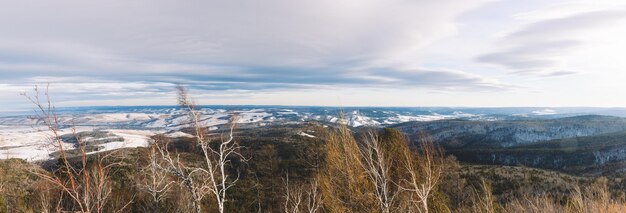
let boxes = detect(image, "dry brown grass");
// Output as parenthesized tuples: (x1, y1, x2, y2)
(469, 177, 626, 213)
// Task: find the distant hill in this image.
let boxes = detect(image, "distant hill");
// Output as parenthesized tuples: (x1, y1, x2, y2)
(448, 130, 626, 175)
(392, 115, 626, 149)
(390, 115, 626, 175)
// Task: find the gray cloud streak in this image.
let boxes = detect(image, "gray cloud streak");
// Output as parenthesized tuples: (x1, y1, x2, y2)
(0, 0, 514, 108)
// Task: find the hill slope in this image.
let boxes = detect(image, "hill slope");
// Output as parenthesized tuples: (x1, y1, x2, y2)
(392, 115, 626, 149)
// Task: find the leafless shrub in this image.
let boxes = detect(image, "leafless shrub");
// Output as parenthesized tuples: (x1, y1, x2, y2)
(505, 194, 560, 213)
(563, 178, 626, 213)
(471, 179, 499, 213)
(22, 84, 131, 213)
(500, 177, 626, 213)
(34, 181, 54, 213)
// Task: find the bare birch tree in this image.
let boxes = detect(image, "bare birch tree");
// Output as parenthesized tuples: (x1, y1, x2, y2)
(401, 133, 445, 213)
(154, 136, 210, 212)
(282, 174, 322, 213)
(157, 85, 243, 213)
(358, 130, 398, 213)
(139, 143, 174, 213)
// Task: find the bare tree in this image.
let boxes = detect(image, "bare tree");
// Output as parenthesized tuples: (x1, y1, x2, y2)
(154, 137, 211, 213)
(22, 84, 131, 213)
(401, 133, 445, 213)
(358, 130, 398, 213)
(282, 174, 322, 213)
(138, 144, 174, 213)
(157, 85, 243, 213)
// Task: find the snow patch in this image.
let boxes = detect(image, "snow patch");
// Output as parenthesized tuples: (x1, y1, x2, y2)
(166, 131, 194, 138)
(298, 132, 316, 138)
(533, 109, 557, 115)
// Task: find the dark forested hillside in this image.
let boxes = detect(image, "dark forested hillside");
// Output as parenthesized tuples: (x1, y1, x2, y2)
(392, 115, 626, 149)
(446, 130, 626, 175)
(389, 115, 626, 175)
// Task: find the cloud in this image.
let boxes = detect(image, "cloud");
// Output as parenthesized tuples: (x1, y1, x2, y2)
(478, 40, 580, 71)
(0, 0, 488, 69)
(0, 0, 507, 108)
(0, 64, 512, 109)
(507, 9, 626, 40)
(541, 71, 577, 77)
(477, 8, 626, 76)
(8, 67, 509, 96)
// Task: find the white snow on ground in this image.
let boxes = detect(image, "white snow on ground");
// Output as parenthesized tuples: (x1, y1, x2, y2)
(0, 108, 279, 161)
(78, 113, 154, 123)
(234, 109, 271, 123)
(0, 109, 250, 129)
(452, 111, 477, 118)
(86, 129, 155, 155)
(0, 113, 158, 126)
(381, 112, 480, 124)
(533, 109, 557, 115)
(385, 114, 458, 123)
(167, 131, 194, 138)
(298, 132, 316, 138)
(141, 111, 232, 130)
(277, 110, 298, 115)
(145, 117, 168, 128)
(0, 126, 93, 161)
(348, 115, 380, 127)
(0, 126, 157, 161)
(193, 109, 273, 126)
(199, 113, 231, 126)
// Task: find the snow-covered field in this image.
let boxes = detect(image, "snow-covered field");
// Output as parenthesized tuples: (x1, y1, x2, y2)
(85, 129, 156, 155)
(0, 108, 278, 161)
(0, 126, 157, 161)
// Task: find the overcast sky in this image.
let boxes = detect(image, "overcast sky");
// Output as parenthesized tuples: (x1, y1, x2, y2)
(1, 0, 626, 109)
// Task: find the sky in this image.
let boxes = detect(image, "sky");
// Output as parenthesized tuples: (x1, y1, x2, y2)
(1, 0, 626, 110)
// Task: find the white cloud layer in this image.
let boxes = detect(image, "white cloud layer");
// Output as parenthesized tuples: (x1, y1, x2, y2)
(1, 0, 626, 108)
